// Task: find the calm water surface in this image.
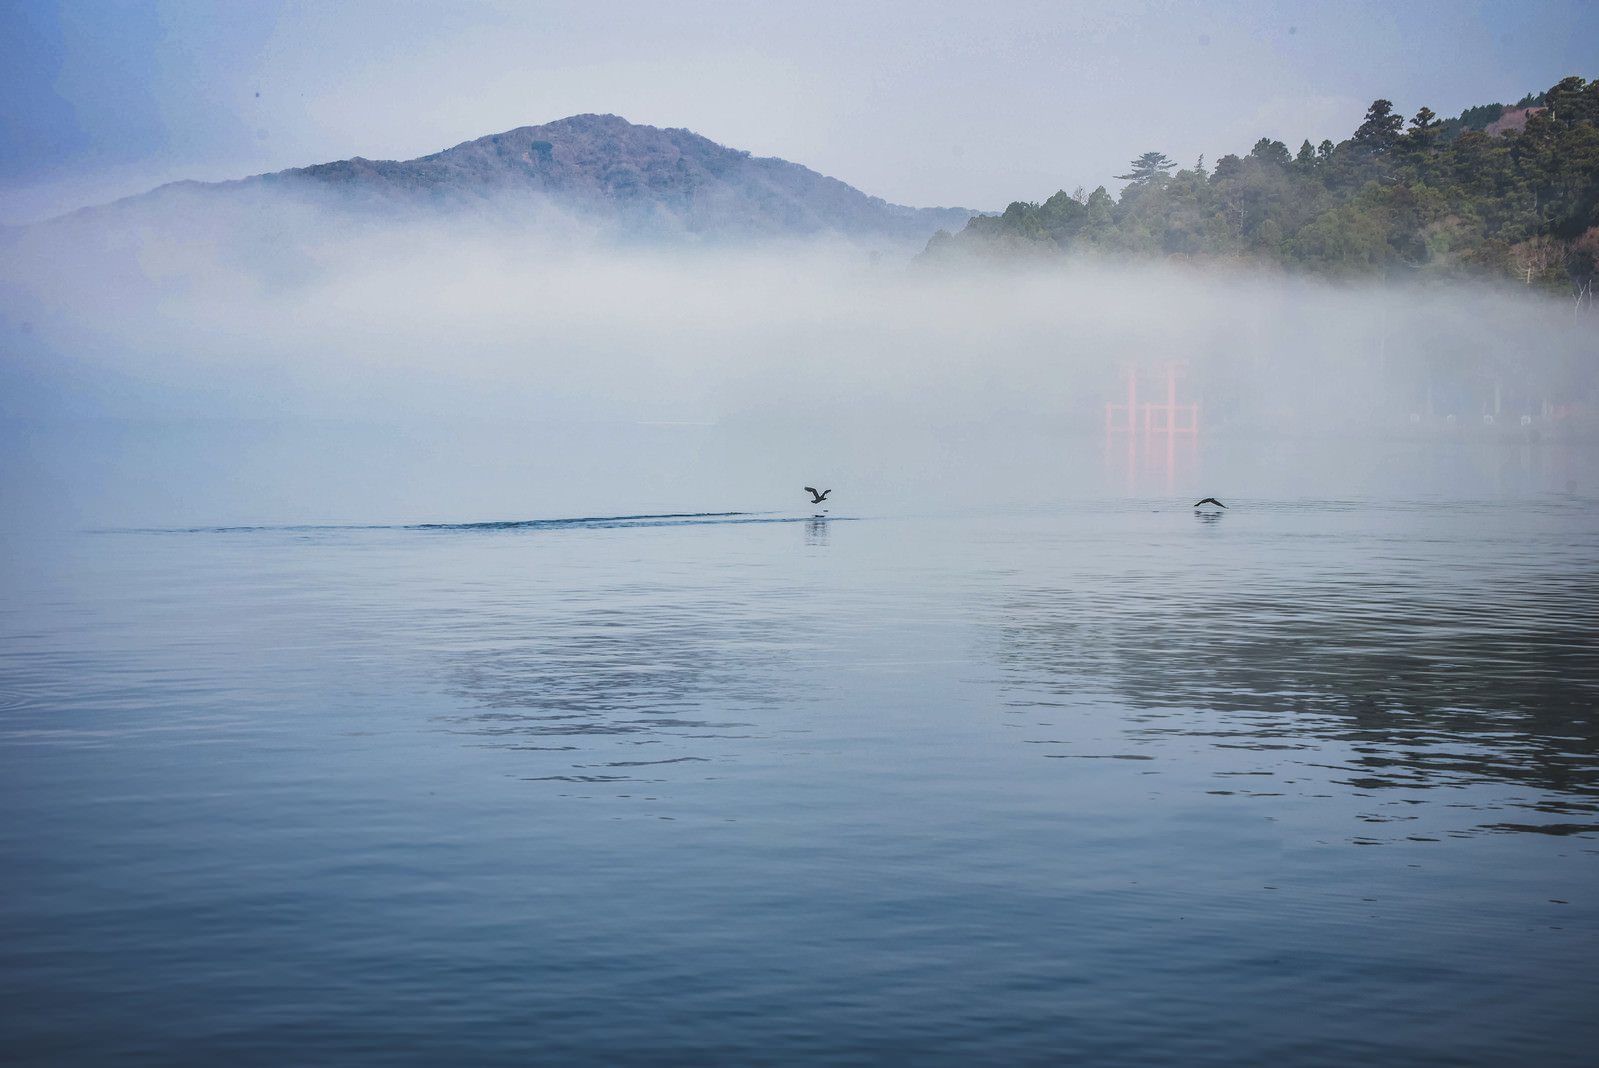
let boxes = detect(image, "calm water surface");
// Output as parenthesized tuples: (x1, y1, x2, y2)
(2, 498, 1596, 1065)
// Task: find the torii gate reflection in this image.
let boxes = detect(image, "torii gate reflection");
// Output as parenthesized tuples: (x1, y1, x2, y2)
(1104, 363, 1201, 493)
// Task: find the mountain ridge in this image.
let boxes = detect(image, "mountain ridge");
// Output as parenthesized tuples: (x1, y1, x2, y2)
(49, 114, 981, 245)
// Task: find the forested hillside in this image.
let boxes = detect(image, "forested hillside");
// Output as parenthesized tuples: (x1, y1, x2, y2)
(923, 75, 1599, 291)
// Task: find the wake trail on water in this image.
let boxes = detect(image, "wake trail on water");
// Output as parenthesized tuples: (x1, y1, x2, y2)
(414, 511, 756, 531)
(115, 512, 852, 535)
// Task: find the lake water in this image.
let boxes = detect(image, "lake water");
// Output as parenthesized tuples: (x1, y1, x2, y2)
(2, 485, 1597, 1064)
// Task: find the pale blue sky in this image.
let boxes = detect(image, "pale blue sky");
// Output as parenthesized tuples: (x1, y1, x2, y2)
(2, 0, 1595, 222)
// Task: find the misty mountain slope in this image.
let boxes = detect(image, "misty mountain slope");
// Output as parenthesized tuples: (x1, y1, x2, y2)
(272, 114, 977, 240)
(40, 114, 977, 248)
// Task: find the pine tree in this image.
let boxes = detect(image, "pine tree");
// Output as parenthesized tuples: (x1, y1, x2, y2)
(1353, 100, 1405, 152)
(1115, 152, 1177, 185)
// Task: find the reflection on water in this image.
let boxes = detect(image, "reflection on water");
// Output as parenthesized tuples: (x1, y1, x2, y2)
(992, 498, 1599, 839)
(440, 588, 803, 783)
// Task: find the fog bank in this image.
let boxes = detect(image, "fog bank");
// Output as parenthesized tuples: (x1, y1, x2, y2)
(1, 195, 1593, 526)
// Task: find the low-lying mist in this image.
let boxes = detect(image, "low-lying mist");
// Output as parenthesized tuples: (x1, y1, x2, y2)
(1, 189, 1592, 526)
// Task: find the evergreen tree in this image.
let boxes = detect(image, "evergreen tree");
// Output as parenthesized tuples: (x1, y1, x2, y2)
(1250, 138, 1292, 167)
(1115, 152, 1177, 185)
(1353, 99, 1405, 152)
(1406, 107, 1444, 151)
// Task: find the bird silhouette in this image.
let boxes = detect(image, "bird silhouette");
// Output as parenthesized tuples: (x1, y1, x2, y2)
(1193, 497, 1226, 508)
(805, 487, 832, 504)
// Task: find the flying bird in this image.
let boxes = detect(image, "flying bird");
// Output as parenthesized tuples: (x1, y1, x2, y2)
(805, 487, 832, 504)
(1193, 497, 1226, 508)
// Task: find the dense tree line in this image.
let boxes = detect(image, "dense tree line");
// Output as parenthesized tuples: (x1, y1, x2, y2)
(923, 76, 1599, 291)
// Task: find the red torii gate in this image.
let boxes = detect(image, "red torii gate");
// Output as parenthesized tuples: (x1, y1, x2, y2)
(1104, 363, 1201, 493)
(1105, 363, 1200, 435)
